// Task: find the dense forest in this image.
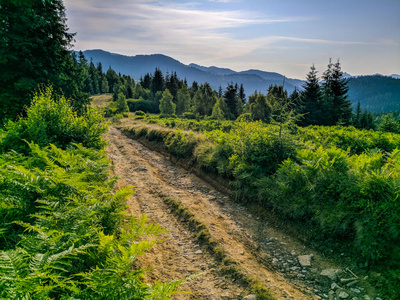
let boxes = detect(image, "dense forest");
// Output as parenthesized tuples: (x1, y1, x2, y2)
(348, 75, 400, 112)
(1, 0, 399, 298)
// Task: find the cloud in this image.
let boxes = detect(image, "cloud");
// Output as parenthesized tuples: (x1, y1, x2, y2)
(64, 0, 394, 76)
(64, 0, 311, 62)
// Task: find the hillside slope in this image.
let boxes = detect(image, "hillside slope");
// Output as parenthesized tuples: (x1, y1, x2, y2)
(83, 49, 302, 94)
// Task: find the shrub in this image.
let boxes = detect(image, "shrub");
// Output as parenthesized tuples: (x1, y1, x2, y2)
(0, 87, 108, 153)
(165, 130, 197, 158)
(135, 110, 146, 116)
(182, 112, 196, 119)
(127, 99, 156, 113)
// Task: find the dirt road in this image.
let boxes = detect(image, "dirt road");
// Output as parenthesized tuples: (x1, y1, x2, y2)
(105, 126, 368, 300)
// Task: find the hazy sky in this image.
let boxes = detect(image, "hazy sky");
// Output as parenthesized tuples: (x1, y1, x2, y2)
(64, 0, 400, 79)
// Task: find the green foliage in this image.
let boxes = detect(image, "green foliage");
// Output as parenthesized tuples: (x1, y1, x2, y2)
(124, 119, 400, 295)
(0, 142, 182, 299)
(378, 114, 400, 133)
(182, 112, 196, 119)
(1, 87, 108, 153)
(159, 89, 176, 116)
(127, 98, 157, 113)
(116, 92, 129, 113)
(250, 93, 272, 122)
(135, 110, 146, 116)
(165, 130, 197, 158)
(201, 121, 297, 197)
(210, 98, 225, 121)
(0, 0, 90, 122)
(298, 125, 400, 154)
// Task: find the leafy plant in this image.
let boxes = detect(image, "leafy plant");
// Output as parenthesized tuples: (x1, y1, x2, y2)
(1, 86, 108, 153)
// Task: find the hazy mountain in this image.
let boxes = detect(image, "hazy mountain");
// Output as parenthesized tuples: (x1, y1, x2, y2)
(82, 49, 302, 94)
(188, 63, 236, 76)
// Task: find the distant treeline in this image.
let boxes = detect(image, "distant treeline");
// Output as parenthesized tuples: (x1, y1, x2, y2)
(91, 56, 381, 131)
(348, 75, 400, 112)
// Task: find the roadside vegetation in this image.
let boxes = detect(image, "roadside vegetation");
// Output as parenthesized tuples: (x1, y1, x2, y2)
(123, 116, 400, 298)
(0, 89, 183, 299)
(2, 0, 399, 298)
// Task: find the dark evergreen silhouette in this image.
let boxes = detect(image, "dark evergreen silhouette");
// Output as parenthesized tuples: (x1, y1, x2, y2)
(300, 64, 322, 126)
(0, 0, 89, 121)
(322, 59, 352, 125)
(224, 82, 241, 119)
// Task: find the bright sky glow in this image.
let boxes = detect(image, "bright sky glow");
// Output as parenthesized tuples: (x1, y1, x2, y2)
(64, 0, 400, 79)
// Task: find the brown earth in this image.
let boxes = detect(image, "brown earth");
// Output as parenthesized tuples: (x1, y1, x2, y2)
(104, 124, 372, 300)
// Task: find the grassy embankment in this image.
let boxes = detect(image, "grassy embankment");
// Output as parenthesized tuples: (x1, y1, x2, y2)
(122, 113, 400, 298)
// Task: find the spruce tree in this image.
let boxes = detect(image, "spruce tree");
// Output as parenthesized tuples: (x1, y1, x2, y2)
(89, 59, 100, 95)
(239, 83, 246, 104)
(101, 77, 109, 94)
(300, 64, 322, 126)
(159, 89, 176, 116)
(223, 82, 239, 119)
(176, 85, 191, 115)
(116, 92, 129, 113)
(354, 101, 361, 128)
(0, 0, 88, 121)
(321, 59, 352, 125)
(250, 93, 272, 122)
(211, 98, 225, 121)
(151, 68, 165, 94)
(330, 60, 352, 125)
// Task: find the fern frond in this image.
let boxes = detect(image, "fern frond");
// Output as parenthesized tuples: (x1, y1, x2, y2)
(0, 248, 30, 281)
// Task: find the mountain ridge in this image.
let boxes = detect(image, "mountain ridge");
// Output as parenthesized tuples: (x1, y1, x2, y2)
(82, 49, 303, 94)
(82, 49, 400, 112)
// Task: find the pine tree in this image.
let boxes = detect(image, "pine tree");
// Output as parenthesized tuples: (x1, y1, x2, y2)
(106, 67, 119, 93)
(354, 101, 362, 128)
(300, 64, 322, 126)
(192, 83, 216, 116)
(141, 73, 151, 90)
(218, 85, 223, 98)
(190, 81, 199, 99)
(211, 98, 225, 121)
(166, 72, 180, 103)
(250, 93, 272, 122)
(151, 68, 165, 94)
(101, 77, 109, 94)
(330, 60, 352, 125)
(223, 82, 240, 119)
(239, 83, 246, 104)
(321, 59, 352, 125)
(159, 89, 176, 116)
(89, 59, 100, 95)
(176, 85, 191, 115)
(116, 92, 129, 113)
(0, 0, 88, 121)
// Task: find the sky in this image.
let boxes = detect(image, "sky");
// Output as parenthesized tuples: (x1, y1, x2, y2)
(63, 0, 400, 79)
